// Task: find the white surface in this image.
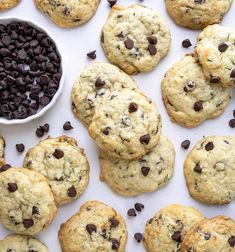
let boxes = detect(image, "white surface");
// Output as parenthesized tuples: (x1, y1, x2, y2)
(0, 0, 235, 251)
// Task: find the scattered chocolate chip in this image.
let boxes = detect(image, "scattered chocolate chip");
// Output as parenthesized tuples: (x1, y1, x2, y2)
(7, 182, 18, 192)
(35, 127, 44, 138)
(230, 69, 235, 78)
(63, 121, 73, 130)
(87, 50, 96, 59)
(182, 39, 192, 48)
(134, 203, 144, 212)
(171, 231, 181, 243)
(228, 236, 235, 247)
(229, 119, 235, 128)
(53, 149, 64, 159)
(124, 38, 134, 49)
(218, 43, 228, 52)
(103, 127, 110, 135)
(109, 218, 119, 228)
(128, 102, 138, 113)
(141, 166, 150, 176)
(210, 76, 220, 84)
(194, 163, 202, 173)
(148, 44, 157, 55)
(204, 232, 211, 240)
(194, 101, 203, 111)
(181, 140, 190, 149)
(127, 208, 137, 217)
(32, 206, 39, 215)
(147, 36, 157, 45)
(67, 186, 77, 198)
(107, 0, 117, 7)
(140, 134, 150, 145)
(134, 233, 143, 243)
(15, 143, 25, 153)
(86, 224, 97, 234)
(23, 218, 34, 228)
(205, 142, 214, 151)
(111, 238, 120, 250)
(0, 164, 11, 172)
(95, 77, 105, 88)
(42, 123, 49, 133)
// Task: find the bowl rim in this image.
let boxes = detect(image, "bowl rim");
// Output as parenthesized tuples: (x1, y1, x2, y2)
(0, 16, 65, 125)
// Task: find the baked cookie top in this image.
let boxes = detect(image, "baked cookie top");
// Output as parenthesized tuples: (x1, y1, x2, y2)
(0, 234, 48, 252)
(0, 168, 57, 235)
(196, 24, 235, 87)
(35, 0, 100, 28)
(144, 204, 204, 252)
(0, 0, 20, 10)
(184, 136, 235, 205)
(161, 54, 232, 127)
(0, 136, 5, 166)
(100, 135, 175, 196)
(166, 0, 232, 29)
(58, 200, 128, 252)
(181, 216, 235, 252)
(101, 4, 171, 75)
(23, 136, 90, 205)
(89, 89, 162, 160)
(71, 62, 138, 126)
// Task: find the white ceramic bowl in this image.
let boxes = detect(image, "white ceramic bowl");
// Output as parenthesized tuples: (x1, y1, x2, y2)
(0, 17, 65, 125)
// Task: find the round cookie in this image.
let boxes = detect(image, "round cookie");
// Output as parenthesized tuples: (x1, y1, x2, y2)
(0, 136, 5, 166)
(0, 168, 57, 235)
(101, 5, 171, 75)
(196, 24, 235, 87)
(58, 200, 128, 252)
(71, 62, 138, 126)
(144, 204, 204, 252)
(23, 136, 89, 205)
(88, 89, 162, 160)
(161, 54, 232, 128)
(34, 0, 100, 28)
(181, 216, 235, 252)
(0, 0, 20, 10)
(100, 135, 175, 196)
(166, 0, 232, 30)
(0, 234, 48, 252)
(184, 136, 235, 205)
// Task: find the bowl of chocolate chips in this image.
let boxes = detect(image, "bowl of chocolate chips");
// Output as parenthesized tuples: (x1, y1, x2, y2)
(0, 18, 65, 124)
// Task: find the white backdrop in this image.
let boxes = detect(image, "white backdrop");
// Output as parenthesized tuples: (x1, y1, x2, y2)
(0, 0, 235, 251)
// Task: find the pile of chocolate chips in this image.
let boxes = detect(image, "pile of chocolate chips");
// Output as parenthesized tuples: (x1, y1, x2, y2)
(0, 21, 62, 120)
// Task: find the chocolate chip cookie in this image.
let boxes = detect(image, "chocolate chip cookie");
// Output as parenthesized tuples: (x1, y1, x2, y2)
(100, 135, 175, 196)
(166, 0, 232, 29)
(35, 0, 100, 28)
(181, 216, 235, 252)
(161, 54, 232, 127)
(0, 168, 57, 235)
(71, 62, 138, 126)
(101, 5, 171, 75)
(0, 0, 20, 10)
(58, 200, 128, 252)
(184, 136, 235, 205)
(23, 136, 89, 205)
(89, 89, 162, 160)
(0, 136, 5, 166)
(144, 204, 204, 252)
(196, 24, 235, 87)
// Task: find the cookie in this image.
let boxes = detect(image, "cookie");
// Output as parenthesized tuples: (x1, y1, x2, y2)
(0, 136, 5, 166)
(34, 0, 100, 28)
(88, 89, 162, 160)
(143, 204, 204, 252)
(184, 136, 235, 205)
(0, 0, 20, 10)
(100, 135, 175, 196)
(0, 168, 57, 235)
(101, 5, 171, 75)
(196, 24, 235, 87)
(58, 200, 128, 252)
(161, 54, 232, 127)
(166, 0, 232, 30)
(23, 136, 89, 205)
(71, 62, 138, 126)
(0, 234, 48, 252)
(181, 216, 235, 252)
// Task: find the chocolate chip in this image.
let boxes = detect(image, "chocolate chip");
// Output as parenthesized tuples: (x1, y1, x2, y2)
(15, 143, 25, 153)
(127, 208, 136, 217)
(53, 149, 64, 159)
(210, 76, 220, 84)
(205, 142, 214, 151)
(141, 166, 150, 176)
(32, 206, 39, 215)
(35, 127, 44, 138)
(111, 238, 120, 250)
(42, 123, 49, 133)
(87, 50, 96, 59)
(63, 121, 73, 130)
(140, 134, 150, 144)
(194, 163, 202, 173)
(128, 102, 138, 113)
(95, 77, 105, 88)
(86, 224, 97, 234)
(148, 44, 157, 55)
(0, 164, 11, 172)
(184, 81, 196, 92)
(231, 69, 235, 78)
(204, 232, 211, 240)
(107, 0, 117, 7)
(228, 236, 235, 247)
(182, 39, 192, 48)
(171, 231, 181, 242)
(218, 43, 228, 52)
(194, 101, 203, 111)
(194, 0, 205, 3)
(124, 38, 134, 49)
(23, 218, 34, 228)
(7, 182, 18, 192)
(103, 127, 110, 135)
(134, 203, 144, 212)
(181, 140, 190, 149)
(67, 186, 77, 198)
(147, 36, 157, 45)
(109, 218, 119, 228)
(229, 119, 235, 128)
(17, 49, 27, 60)
(134, 233, 143, 243)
